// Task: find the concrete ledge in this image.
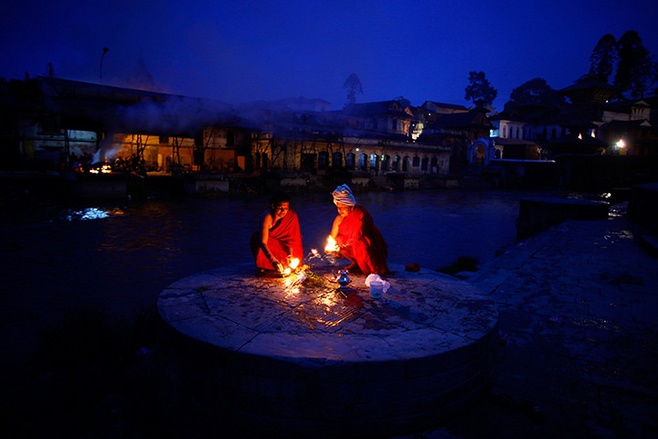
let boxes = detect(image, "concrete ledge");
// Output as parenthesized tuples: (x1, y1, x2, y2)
(157, 262, 499, 438)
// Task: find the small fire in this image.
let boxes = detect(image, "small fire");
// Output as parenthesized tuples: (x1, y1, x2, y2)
(282, 257, 301, 276)
(89, 163, 112, 174)
(324, 235, 339, 253)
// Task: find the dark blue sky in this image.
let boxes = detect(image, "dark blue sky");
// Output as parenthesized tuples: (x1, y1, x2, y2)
(2, 1, 657, 110)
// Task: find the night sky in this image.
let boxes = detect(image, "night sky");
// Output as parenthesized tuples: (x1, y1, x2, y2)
(2, 0, 657, 110)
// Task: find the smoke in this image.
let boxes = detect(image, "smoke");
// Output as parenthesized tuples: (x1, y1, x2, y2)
(112, 95, 233, 136)
(91, 136, 123, 164)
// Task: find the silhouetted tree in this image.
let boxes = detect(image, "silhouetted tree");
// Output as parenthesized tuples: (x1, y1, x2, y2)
(614, 30, 654, 98)
(588, 34, 618, 83)
(508, 78, 564, 106)
(343, 73, 363, 107)
(464, 71, 497, 108)
(504, 78, 565, 119)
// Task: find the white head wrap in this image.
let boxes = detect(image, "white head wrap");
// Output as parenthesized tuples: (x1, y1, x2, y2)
(332, 184, 356, 206)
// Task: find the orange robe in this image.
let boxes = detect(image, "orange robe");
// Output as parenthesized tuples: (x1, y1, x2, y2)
(335, 205, 390, 275)
(250, 209, 304, 271)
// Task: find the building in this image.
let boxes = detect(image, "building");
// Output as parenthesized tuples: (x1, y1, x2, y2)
(0, 77, 457, 189)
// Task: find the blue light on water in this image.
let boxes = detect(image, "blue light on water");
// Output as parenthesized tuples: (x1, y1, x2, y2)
(65, 207, 123, 221)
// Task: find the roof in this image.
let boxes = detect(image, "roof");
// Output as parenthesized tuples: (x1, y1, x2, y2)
(427, 108, 493, 129)
(420, 101, 469, 113)
(343, 100, 416, 119)
(600, 119, 652, 130)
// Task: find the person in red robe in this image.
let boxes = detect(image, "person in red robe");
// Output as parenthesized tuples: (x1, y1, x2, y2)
(250, 192, 304, 275)
(329, 184, 391, 276)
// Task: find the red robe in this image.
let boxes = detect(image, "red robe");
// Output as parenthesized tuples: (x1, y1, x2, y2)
(335, 205, 390, 275)
(250, 209, 304, 271)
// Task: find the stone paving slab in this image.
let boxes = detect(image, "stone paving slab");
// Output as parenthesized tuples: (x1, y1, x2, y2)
(157, 261, 499, 437)
(158, 262, 497, 364)
(425, 204, 658, 438)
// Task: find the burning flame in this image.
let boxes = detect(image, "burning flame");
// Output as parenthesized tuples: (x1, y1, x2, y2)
(282, 257, 301, 276)
(89, 163, 112, 174)
(324, 235, 339, 253)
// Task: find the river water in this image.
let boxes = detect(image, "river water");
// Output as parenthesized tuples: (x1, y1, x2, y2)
(0, 187, 560, 365)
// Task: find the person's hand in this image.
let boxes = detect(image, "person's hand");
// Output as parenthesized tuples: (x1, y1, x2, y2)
(273, 261, 284, 274)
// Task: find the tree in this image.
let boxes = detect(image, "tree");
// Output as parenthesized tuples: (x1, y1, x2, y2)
(464, 71, 497, 108)
(587, 34, 618, 83)
(614, 30, 653, 98)
(343, 73, 363, 107)
(508, 77, 564, 106)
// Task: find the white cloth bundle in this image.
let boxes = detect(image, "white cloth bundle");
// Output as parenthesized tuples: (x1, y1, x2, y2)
(365, 273, 390, 292)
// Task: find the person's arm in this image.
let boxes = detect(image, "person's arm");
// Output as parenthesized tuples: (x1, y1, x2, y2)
(259, 213, 284, 273)
(330, 215, 353, 252)
(330, 215, 342, 240)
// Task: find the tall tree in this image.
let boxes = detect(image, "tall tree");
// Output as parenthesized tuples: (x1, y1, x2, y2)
(588, 34, 618, 83)
(464, 71, 497, 108)
(343, 73, 363, 108)
(508, 77, 564, 106)
(614, 30, 653, 98)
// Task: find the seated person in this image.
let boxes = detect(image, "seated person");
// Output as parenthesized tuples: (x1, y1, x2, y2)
(250, 191, 304, 275)
(328, 184, 391, 276)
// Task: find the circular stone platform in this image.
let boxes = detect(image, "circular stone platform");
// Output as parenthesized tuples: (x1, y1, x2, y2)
(157, 261, 499, 438)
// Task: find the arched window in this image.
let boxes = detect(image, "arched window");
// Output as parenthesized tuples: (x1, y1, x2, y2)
(421, 157, 429, 171)
(402, 156, 410, 171)
(412, 156, 420, 168)
(381, 154, 390, 171)
(392, 155, 400, 171)
(358, 153, 367, 170)
(346, 152, 356, 169)
(318, 151, 329, 170)
(332, 152, 343, 168)
(369, 154, 378, 170)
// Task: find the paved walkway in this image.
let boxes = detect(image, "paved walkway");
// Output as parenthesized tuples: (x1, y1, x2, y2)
(407, 203, 658, 438)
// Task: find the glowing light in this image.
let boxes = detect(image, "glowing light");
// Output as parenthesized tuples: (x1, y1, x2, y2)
(616, 139, 625, 149)
(288, 257, 300, 270)
(324, 235, 339, 253)
(66, 207, 114, 221)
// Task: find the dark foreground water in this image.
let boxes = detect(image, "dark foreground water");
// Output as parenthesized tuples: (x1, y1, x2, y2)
(0, 188, 558, 366)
